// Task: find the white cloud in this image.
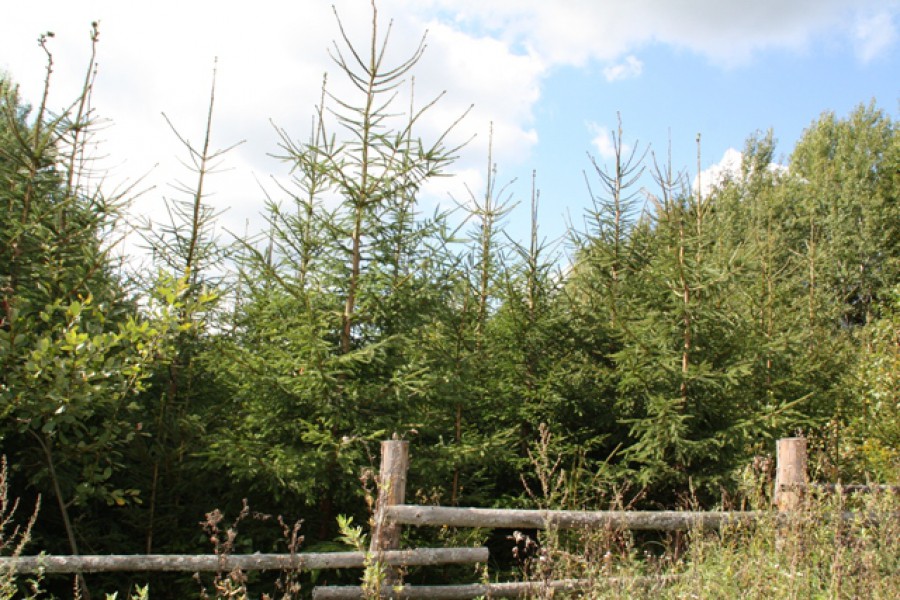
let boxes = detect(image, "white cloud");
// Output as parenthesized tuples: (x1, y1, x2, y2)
(853, 11, 898, 62)
(421, 0, 899, 67)
(411, 19, 544, 167)
(588, 123, 617, 161)
(603, 55, 643, 82)
(693, 148, 789, 197)
(695, 148, 744, 196)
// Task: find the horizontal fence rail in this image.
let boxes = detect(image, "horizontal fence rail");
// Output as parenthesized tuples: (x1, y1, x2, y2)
(313, 580, 589, 600)
(0, 547, 488, 575)
(802, 483, 900, 494)
(386, 505, 765, 531)
(312, 576, 678, 599)
(388, 505, 897, 531)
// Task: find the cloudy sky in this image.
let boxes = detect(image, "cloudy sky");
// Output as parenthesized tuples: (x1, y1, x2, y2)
(2, 0, 898, 252)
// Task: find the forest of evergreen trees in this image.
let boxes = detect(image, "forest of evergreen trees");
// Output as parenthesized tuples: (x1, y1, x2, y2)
(1, 14, 898, 598)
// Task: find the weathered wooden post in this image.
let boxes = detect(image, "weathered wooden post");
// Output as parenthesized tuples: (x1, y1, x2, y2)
(369, 436, 409, 568)
(774, 437, 807, 511)
(368, 436, 409, 588)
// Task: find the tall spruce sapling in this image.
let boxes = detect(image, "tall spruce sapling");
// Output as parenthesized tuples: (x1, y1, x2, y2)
(136, 58, 238, 555)
(209, 0, 470, 536)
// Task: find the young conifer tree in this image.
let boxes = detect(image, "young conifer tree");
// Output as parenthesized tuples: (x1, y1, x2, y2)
(561, 118, 649, 489)
(133, 60, 238, 555)
(209, 1, 468, 535)
(445, 129, 516, 504)
(590, 140, 754, 493)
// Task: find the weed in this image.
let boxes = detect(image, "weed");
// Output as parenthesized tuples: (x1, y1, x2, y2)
(195, 500, 303, 600)
(0, 455, 43, 599)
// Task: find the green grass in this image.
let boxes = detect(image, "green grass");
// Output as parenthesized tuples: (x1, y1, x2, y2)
(517, 490, 899, 599)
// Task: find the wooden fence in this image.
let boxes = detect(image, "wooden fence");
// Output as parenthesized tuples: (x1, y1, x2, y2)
(1, 436, 896, 599)
(318, 436, 898, 599)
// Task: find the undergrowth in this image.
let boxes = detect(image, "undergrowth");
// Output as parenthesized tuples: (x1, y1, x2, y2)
(513, 490, 899, 599)
(3, 434, 898, 599)
(513, 431, 900, 599)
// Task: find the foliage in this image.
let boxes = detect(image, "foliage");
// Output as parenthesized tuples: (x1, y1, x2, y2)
(0, 31, 180, 571)
(0, 28, 203, 598)
(105, 585, 149, 600)
(838, 286, 900, 481)
(561, 108, 897, 497)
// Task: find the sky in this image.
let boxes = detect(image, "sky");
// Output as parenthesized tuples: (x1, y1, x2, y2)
(1, 0, 899, 257)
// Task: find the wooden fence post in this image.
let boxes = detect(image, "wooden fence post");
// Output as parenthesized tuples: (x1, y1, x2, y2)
(775, 437, 807, 511)
(370, 437, 409, 553)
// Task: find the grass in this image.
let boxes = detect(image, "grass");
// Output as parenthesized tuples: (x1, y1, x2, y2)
(503, 429, 899, 599)
(514, 488, 899, 599)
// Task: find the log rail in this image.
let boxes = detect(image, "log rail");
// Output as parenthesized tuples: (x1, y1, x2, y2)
(0, 547, 488, 575)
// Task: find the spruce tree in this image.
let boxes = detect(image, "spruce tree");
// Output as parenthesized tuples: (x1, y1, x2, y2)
(207, 2, 468, 535)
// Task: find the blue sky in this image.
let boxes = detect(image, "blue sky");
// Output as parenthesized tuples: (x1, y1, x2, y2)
(1, 0, 898, 255)
(530, 37, 898, 240)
